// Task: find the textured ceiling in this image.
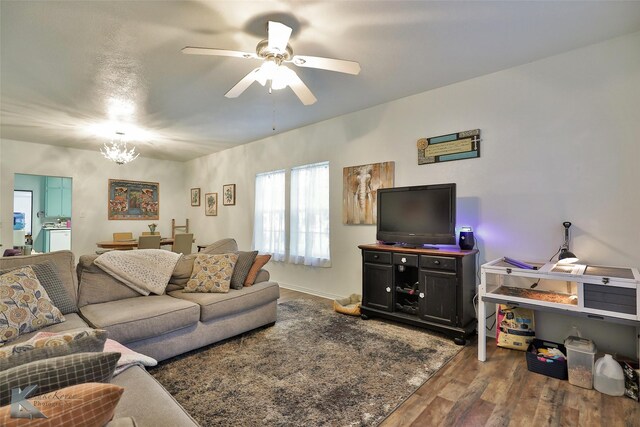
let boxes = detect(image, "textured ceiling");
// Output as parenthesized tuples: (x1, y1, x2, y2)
(2, 1, 640, 162)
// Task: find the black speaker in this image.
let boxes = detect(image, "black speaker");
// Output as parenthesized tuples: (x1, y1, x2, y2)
(459, 230, 475, 250)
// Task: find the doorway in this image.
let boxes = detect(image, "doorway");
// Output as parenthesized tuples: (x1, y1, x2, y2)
(14, 173, 72, 253)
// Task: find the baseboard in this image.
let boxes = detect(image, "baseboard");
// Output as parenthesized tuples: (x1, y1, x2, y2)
(278, 282, 344, 301)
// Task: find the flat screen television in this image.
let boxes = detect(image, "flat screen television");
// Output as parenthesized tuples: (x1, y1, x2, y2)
(376, 183, 456, 247)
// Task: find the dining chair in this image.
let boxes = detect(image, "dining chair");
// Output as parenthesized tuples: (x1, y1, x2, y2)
(113, 232, 134, 241)
(138, 235, 161, 249)
(172, 233, 193, 255)
(141, 231, 160, 236)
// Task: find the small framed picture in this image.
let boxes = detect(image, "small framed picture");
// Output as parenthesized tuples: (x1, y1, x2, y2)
(223, 184, 236, 206)
(205, 193, 218, 216)
(191, 188, 201, 206)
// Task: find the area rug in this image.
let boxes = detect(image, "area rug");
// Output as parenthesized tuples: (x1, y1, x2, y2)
(149, 299, 462, 426)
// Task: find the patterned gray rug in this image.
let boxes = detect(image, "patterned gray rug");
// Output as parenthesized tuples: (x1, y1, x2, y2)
(149, 299, 462, 427)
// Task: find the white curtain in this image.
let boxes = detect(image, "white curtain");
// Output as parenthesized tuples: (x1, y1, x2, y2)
(252, 170, 286, 261)
(289, 162, 331, 267)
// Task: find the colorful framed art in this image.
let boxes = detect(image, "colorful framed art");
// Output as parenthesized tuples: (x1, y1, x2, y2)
(108, 179, 159, 220)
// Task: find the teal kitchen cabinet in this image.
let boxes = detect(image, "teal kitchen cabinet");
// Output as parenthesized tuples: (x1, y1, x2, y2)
(45, 177, 72, 217)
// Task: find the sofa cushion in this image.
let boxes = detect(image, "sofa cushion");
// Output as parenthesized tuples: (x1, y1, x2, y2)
(170, 238, 239, 286)
(80, 296, 200, 344)
(0, 352, 120, 406)
(0, 328, 107, 371)
(230, 251, 258, 290)
(169, 280, 280, 323)
(0, 266, 65, 344)
(1, 260, 78, 314)
(77, 255, 141, 306)
(200, 238, 238, 254)
(184, 253, 238, 293)
(10, 312, 90, 345)
(0, 250, 78, 305)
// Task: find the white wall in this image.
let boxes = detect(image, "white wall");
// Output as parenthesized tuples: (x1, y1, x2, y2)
(185, 32, 640, 355)
(1, 139, 187, 257)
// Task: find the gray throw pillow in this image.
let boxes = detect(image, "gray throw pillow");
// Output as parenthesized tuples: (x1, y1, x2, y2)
(0, 328, 108, 371)
(0, 260, 78, 314)
(230, 251, 258, 290)
(0, 352, 120, 406)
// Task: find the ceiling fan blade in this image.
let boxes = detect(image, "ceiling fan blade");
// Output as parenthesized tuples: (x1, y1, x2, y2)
(287, 71, 317, 106)
(267, 21, 292, 54)
(181, 47, 258, 60)
(290, 55, 361, 75)
(225, 68, 260, 98)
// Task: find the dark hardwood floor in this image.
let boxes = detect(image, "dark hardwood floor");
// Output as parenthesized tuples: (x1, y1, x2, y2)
(278, 288, 640, 427)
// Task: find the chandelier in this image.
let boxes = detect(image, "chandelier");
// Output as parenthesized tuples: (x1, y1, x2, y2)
(101, 132, 139, 165)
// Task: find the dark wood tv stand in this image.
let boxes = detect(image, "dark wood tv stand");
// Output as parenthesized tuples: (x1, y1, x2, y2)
(358, 243, 478, 344)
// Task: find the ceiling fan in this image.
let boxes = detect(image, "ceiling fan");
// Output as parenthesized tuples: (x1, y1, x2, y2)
(181, 21, 361, 106)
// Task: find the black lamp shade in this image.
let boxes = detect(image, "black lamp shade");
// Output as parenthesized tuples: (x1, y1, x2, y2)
(558, 248, 578, 264)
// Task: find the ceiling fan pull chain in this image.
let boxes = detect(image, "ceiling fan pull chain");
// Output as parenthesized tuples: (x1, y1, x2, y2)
(272, 97, 277, 131)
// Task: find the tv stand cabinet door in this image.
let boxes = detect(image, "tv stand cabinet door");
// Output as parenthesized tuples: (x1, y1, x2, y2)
(363, 263, 394, 312)
(419, 271, 457, 326)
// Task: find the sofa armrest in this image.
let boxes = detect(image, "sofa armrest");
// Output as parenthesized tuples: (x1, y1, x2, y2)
(254, 269, 270, 284)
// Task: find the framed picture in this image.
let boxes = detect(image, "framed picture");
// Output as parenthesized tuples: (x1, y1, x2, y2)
(343, 161, 394, 225)
(205, 193, 218, 216)
(108, 179, 159, 220)
(223, 184, 236, 206)
(191, 188, 201, 206)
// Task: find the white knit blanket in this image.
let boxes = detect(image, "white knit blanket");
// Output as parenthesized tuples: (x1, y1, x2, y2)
(94, 249, 182, 296)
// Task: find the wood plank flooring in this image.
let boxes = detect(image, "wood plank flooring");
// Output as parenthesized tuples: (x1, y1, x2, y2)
(278, 288, 640, 427)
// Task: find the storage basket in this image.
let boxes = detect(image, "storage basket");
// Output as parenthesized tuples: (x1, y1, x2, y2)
(333, 294, 362, 316)
(526, 339, 568, 380)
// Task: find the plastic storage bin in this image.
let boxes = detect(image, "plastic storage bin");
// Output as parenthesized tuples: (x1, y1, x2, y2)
(564, 336, 597, 389)
(594, 354, 625, 396)
(526, 339, 568, 380)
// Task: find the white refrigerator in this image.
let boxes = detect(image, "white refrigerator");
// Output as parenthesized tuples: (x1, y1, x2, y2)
(45, 229, 71, 252)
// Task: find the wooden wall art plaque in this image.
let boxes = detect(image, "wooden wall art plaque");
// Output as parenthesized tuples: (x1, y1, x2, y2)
(417, 129, 481, 165)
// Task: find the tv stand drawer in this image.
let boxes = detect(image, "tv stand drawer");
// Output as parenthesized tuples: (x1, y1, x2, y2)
(393, 253, 418, 267)
(363, 251, 392, 264)
(420, 255, 456, 271)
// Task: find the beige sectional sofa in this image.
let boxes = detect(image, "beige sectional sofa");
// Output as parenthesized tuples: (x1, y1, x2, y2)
(0, 246, 280, 426)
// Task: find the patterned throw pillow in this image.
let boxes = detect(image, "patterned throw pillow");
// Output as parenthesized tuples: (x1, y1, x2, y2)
(0, 261, 78, 314)
(244, 254, 272, 286)
(0, 352, 121, 406)
(0, 382, 124, 426)
(0, 328, 108, 371)
(184, 253, 238, 293)
(0, 266, 65, 344)
(230, 251, 258, 290)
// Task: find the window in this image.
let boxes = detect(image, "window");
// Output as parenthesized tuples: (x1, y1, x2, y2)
(252, 170, 286, 261)
(289, 162, 331, 267)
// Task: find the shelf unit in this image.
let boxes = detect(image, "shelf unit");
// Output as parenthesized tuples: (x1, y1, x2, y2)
(478, 258, 640, 361)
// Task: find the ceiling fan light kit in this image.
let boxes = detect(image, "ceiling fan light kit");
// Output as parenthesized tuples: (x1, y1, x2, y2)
(182, 20, 360, 105)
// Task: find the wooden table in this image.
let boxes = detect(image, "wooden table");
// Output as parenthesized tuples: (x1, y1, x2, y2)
(96, 238, 175, 250)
